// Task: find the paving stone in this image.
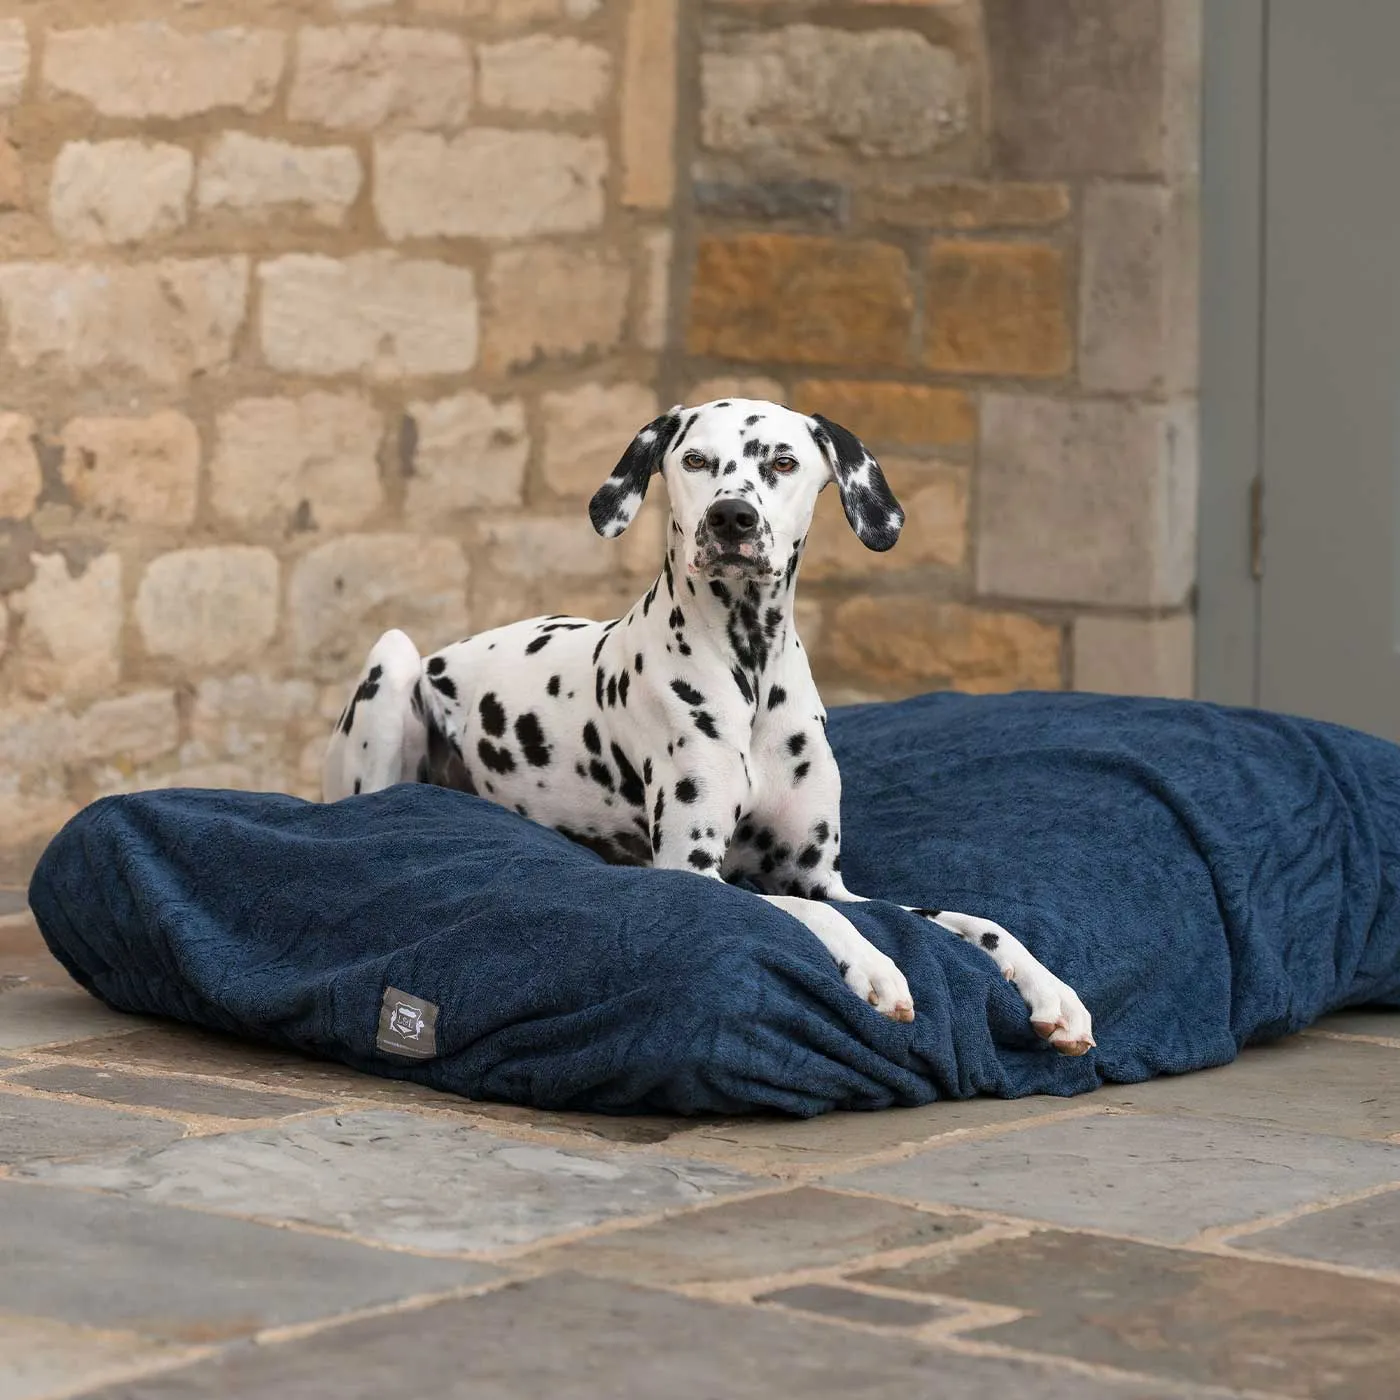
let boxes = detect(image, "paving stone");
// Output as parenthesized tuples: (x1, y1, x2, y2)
(72, 1272, 1189, 1400)
(1238, 1188, 1400, 1272)
(681, 1096, 1072, 1167)
(828, 1113, 1400, 1242)
(0, 887, 29, 916)
(0, 914, 70, 989)
(526, 1187, 981, 1284)
(1309, 1008, 1400, 1042)
(10, 1065, 329, 1120)
(38, 1025, 696, 1145)
(857, 1229, 1400, 1397)
(758, 1283, 954, 1328)
(0, 987, 151, 1050)
(0, 1179, 494, 1343)
(0, 1313, 188, 1400)
(1096, 1036, 1400, 1140)
(0, 1089, 183, 1165)
(24, 1110, 757, 1253)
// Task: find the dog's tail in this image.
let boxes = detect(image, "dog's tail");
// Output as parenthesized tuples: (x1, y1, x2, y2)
(322, 629, 428, 801)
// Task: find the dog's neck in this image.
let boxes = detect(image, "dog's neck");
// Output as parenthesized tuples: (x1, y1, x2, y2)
(637, 519, 805, 688)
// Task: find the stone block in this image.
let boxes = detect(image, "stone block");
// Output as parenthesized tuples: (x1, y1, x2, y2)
(26, 1109, 756, 1253)
(0, 412, 39, 519)
(620, 0, 678, 208)
(1242, 1188, 1400, 1273)
(135, 547, 280, 668)
(925, 240, 1071, 377)
(0, 1091, 182, 1164)
(43, 24, 284, 119)
(0, 1179, 494, 1340)
(830, 1112, 1400, 1242)
(803, 459, 967, 579)
(541, 382, 658, 499)
(8, 552, 123, 702)
(1080, 180, 1199, 393)
(403, 392, 528, 522)
(49, 140, 192, 246)
(0, 18, 27, 107)
(0, 258, 248, 385)
(60, 411, 199, 526)
(828, 596, 1063, 692)
(856, 178, 1071, 230)
(197, 132, 362, 227)
(478, 35, 610, 114)
(701, 23, 968, 159)
(0, 132, 24, 211)
(0, 986, 148, 1052)
(0, 1314, 177, 1400)
(288, 534, 468, 678)
(288, 24, 471, 130)
(70, 690, 180, 766)
(858, 1229, 1400, 1398)
(1072, 613, 1193, 697)
(977, 394, 1197, 607)
(476, 515, 613, 581)
(373, 131, 606, 240)
(634, 227, 672, 352)
(526, 1186, 978, 1284)
(189, 674, 318, 762)
(792, 379, 974, 447)
(483, 245, 628, 371)
(11, 1065, 327, 1120)
(693, 178, 847, 225)
(759, 1284, 954, 1328)
(688, 234, 912, 368)
(984, 0, 1166, 176)
(687, 375, 785, 406)
(257, 253, 477, 378)
(210, 393, 383, 532)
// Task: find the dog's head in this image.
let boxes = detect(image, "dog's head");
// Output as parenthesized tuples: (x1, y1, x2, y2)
(588, 398, 903, 582)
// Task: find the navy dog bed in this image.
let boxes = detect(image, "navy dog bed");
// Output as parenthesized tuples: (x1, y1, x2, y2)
(28, 692, 1400, 1116)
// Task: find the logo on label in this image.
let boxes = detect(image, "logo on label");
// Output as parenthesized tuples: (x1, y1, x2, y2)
(377, 986, 439, 1060)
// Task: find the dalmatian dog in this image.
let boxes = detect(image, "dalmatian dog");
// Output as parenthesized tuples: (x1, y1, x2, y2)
(323, 399, 1093, 1054)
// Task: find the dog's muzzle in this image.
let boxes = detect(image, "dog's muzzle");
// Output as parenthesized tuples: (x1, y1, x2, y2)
(691, 499, 772, 577)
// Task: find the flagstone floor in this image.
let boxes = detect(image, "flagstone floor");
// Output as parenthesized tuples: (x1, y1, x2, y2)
(3, 890, 1399, 1399)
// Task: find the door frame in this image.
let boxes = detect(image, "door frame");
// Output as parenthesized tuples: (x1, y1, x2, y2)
(1196, 0, 1265, 706)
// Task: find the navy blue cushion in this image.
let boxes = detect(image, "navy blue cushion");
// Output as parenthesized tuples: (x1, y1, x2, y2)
(29, 691, 1400, 1116)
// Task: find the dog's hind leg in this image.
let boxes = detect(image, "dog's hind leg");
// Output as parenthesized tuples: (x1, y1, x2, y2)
(323, 629, 427, 801)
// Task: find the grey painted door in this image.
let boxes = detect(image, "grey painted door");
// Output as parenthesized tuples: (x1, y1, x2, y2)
(1257, 0, 1400, 739)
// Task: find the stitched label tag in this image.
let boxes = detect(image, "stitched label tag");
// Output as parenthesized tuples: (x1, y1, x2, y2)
(376, 986, 439, 1060)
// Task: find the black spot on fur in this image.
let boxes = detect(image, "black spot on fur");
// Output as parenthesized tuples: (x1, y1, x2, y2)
(425, 658, 444, 676)
(688, 849, 715, 871)
(635, 652, 644, 674)
(671, 678, 705, 706)
(428, 673, 457, 701)
(793, 761, 810, 783)
(477, 739, 515, 774)
(479, 692, 506, 738)
(525, 634, 551, 655)
(515, 713, 551, 767)
(980, 931, 1000, 950)
(353, 778, 361, 795)
(588, 758, 615, 791)
(675, 777, 699, 804)
(797, 845, 821, 869)
(732, 667, 754, 704)
(618, 670, 630, 707)
(547, 675, 561, 697)
(611, 743, 646, 808)
(767, 686, 787, 711)
(694, 712, 719, 740)
(340, 664, 383, 735)
(583, 720, 602, 755)
(787, 732, 807, 756)
(607, 675, 618, 708)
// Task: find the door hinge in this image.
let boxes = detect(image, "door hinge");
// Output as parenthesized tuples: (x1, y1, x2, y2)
(1249, 477, 1265, 580)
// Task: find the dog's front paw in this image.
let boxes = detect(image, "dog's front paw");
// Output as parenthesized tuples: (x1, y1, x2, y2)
(840, 947, 915, 1023)
(1021, 968, 1094, 1056)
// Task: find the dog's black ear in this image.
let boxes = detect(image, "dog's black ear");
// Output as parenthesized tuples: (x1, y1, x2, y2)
(588, 405, 683, 538)
(808, 413, 904, 552)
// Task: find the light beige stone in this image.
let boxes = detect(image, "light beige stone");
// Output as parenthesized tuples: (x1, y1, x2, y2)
(701, 24, 968, 159)
(257, 253, 477, 378)
(977, 394, 1198, 608)
(60, 412, 199, 526)
(0, 412, 40, 519)
(197, 133, 362, 227)
(540, 382, 658, 499)
(374, 131, 606, 241)
(0, 701, 74, 775)
(635, 227, 672, 352)
(0, 19, 30, 108)
(0, 258, 248, 385)
(616, 493, 668, 577)
(135, 547, 280, 667)
(211, 393, 384, 532)
(9, 552, 123, 702)
(288, 534, 469, 678)
(289, 25, 471, 130)
(484, 245, 628, 371)
(44, 24, 284, 119)
(70, 690, 180, 765)
(478, 35, 610, 115)
(1072, 613, 1195, 698)
(404, 392, 528, 523)
(621, 0, 677, 208)
(49, 140, 192, 246)
(0, 133, 25, 210)
(189, 674, 318, 760)
(476, 515, 611, 580)
(687, 375, 785, 406)
(1080, 181, 1198, 394)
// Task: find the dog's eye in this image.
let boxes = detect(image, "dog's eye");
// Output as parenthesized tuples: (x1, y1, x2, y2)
(772, 455, 799, 474)
(682, 450, 707, 471)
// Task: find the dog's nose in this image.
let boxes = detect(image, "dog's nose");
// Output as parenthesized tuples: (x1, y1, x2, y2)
(706, 498, 759, 543)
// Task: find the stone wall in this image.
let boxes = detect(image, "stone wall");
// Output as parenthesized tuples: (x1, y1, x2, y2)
(0, 0, 1201, 878)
